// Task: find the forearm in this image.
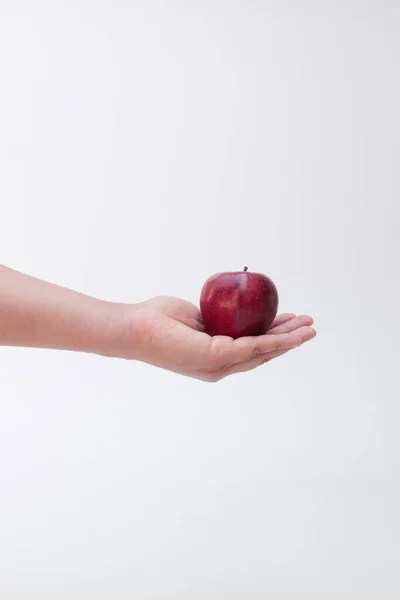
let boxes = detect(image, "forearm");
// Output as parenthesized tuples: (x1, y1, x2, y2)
(0, 265, 116, 356)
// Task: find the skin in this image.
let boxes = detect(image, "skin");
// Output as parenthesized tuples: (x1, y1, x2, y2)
(0, 265, 316, 382)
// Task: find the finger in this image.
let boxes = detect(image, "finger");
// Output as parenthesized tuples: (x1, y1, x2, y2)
(229, 326, 317, 363)
(223, 349, 290, 376)
(268, 314, 314, 335)
(270, 313, 296, 329)
(188, 316, 205, 332)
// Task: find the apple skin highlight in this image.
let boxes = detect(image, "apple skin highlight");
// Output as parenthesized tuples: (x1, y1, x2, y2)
(200, 267, 279, 339)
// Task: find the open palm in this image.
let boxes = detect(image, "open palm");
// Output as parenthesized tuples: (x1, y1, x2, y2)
(115, 296, 316, 381)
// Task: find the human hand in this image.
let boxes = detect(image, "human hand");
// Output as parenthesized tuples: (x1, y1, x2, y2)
(110, 296, 316, 381)
(0, 268, 315, 377)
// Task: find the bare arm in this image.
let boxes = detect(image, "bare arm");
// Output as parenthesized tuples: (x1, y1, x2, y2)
(0, 265, 114, 355)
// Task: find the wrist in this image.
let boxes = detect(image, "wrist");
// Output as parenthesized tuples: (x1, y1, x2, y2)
(98, 301, 146, 361)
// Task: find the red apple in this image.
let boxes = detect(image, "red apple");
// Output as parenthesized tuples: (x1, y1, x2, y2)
(200, 267, 279, 339)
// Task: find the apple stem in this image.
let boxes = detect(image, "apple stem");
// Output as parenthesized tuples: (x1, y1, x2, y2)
(243, 266, 248, 272)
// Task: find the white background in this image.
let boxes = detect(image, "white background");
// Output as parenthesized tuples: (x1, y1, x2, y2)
(0, 1, 399, 598)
